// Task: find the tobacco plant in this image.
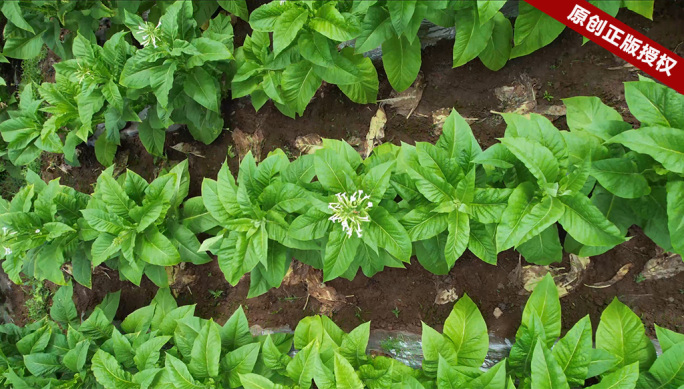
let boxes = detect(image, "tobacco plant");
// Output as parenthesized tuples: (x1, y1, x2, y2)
(3, 274, 683, 388)
(0, 171, 91, 287)
(291, 140, 412, 281)
(83, 160, 209, 287)
(201, 150, 313, 297)
(561, 79, 684, 259)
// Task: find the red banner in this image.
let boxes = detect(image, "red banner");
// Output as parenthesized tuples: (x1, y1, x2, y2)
(523, 0, 684, 95)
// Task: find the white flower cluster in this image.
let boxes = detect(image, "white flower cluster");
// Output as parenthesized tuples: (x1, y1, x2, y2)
(138, 21, 162, 48)
(328, 190, 373, 238)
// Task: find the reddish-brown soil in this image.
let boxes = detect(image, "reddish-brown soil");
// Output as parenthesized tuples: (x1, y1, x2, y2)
(6, 2, 684, 342)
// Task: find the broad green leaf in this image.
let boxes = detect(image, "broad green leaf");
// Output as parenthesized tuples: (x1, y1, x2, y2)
(336, 48, 379, 104)
(218, 0, 249, 21)
(436, 109, 482, 170)
(453, 7, 495, 67)
(23, 353, 62, 377)
(239, 373, 278, 389)
(624, 81, 684, 128)
(387, 0, 416, 36)
(644, 342, 684, 388)
(444, 210, 470, 268)
(183, 67, 220, 112)
(591, 158, 650, 199)
(468, 221, 497, 265)
(273, 7, 308, 56)
(562, 96, 623, 131)
(334, 352, 364, 389)
(510, 2, 565, 58)
(552, 316, 592, 387)
(608, 127, 684, 174)
(559, 193, 626, 247)
(443, 294, 488, 367)
(522, 274, 561, 346)
(1, 2, 34, 33)
(282, 61, 322, 116)
(310, 4, 359, 41)
(221, 306, 253, 351)
(622, 0, 654, 19)
(478, 12, 512, 71)
(50, 284, 77, 325)
(596, 298, 656, 371)
(91, 350, 137, 389)
(402, 206, 448, 241)
(134, 335, 171, 370)
(340, 322, 370, 367)
(323, 228, 361, 281)
(63, 339, 90, 372)
(655, 325, 684, 353)
(666, 180, 684, 255)
(140, 228, 181, 266)
(422, 322, 459, 377)
(367, 207, 412, 263)
(500, 137, 559, 185)
(355, 7, 394, 53)
(188, 320, 222, 378)
(517, 224, 563, 265)
(586, 363, 639, 389)
(165, 353, 204, 389)
(530, 339, 570, 389)
(382, 34, 421, 92)
(225, 343, 261, 387)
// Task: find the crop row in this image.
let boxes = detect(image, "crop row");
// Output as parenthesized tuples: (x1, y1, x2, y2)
(0, 0, 655, 167)
(0, 79, 682, 296)
(1, 274, 682, 388)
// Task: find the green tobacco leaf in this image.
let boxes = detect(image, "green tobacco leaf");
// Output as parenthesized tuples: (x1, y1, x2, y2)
(165, 353, 204, 388)
(562, 96, 623, 131)
(622, 0, 654, 19)
(517, 224, 563, 265)
(183, 67, 220, 113)
(337, 48, 379, 104)
(655, 325, 684, 353)
(644, 341, 684, 388)
(553, 316, 592, 387)
(140, 228, 182, 266)
(367, 207, 412, 263)
(453, 6, 495, 67)
(382, 34, 421, 92)
(445, 210, 470, 267)
(436, 109, 482, 171)
(218, 0, 249, 21)
(523, 274, 561, 346)
(468, 221, 497, 265)
(356, 7, 394, 53)
(608, 127, 684, 174)
(50, 284, 77, 325)
(225, 343, 261, 387)
(559, 193, 626, 247)
(586, 363, 639, 389)
(591, 158, 650, 199)
(596, 298, 656, 371)
(310, 4, 359, 41)
(340, 322, 370, 367)
(91, 350, 136, 388)
(334, 352, 365, 389)
(23, 353, 62, 377)
(443, 294, 488, 367)
(324, 229, 361, 281)
(422, 322, 459, 377)
(2, 2, 34, 33)
(239, 373, 279, 389)
(510, 1, 565, 58)
(501, 137, 559, 185)
(478, 12, 512, 71)
(282, 61, 322, 116)
(3, 31, 45, 60)
(188, 320, 221, 378)
(273, 7, 308, 56)
(624, 81, 684, 128)
(387, 0, 416, 36)
(403, 206, 448, 241)
(477, 0, 506, 24)
(530, 339, 570, 389)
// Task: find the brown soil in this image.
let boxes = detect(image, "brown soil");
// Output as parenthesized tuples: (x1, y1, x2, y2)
(7, 2, 684, 341)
